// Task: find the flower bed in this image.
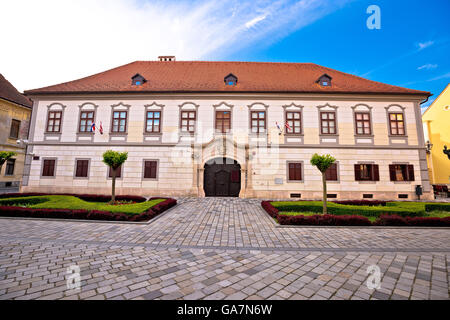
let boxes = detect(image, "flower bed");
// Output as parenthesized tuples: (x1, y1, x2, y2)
(0, 197, 177, 222)
(261, 201, 450, 227)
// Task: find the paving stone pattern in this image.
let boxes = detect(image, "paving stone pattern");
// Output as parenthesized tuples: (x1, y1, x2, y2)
(0, 198, 449, 300)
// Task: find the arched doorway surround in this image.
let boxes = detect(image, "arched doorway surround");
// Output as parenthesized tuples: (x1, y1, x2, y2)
(203, 157, 241, 197)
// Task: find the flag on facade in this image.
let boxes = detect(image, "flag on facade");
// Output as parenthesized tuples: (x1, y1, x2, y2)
(99, 122, 103, 135)
(90, 122, 96, 133)
(285, 120, 292, 132)
(276, 122, 283, 135)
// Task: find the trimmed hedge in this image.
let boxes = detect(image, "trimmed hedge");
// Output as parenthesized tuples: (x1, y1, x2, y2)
(332, 200, 386, 206)
(0, 196, 49, 206)
(0, 193, 147, 203)
(425, 203, 450, 212)
(0, 198, 177, 222)
(271, 201, 424, 217)
(278, 214, 372, 226)
(375, 215, 450, 227)
(261, 201, 450, 227)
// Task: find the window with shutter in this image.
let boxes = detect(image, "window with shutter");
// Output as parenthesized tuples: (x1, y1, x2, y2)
(389, 164, 414, 182)
(108, 165, 122, 178)
(9, 120, 20, 139)
(5, 159, 15, 176)
(75, 160, 89, 178)
(354, 164, 378, 181)
(42, 159, 56, 177)
(143, 160, 158, 179)
(288, 162, 302, 181)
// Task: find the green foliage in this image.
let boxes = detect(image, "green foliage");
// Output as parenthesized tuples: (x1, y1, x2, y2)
(310, 153, 336, 172)
(425, 203, 450, 212)
(271, 201, 426, 217)
(0, 195, 165, 215)
(0, 196, 49, 207)
(0, 151, 17, 167)
(102, 150, 128, 169)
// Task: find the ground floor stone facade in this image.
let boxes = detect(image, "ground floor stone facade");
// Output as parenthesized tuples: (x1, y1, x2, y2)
(22, 139, 433, 200)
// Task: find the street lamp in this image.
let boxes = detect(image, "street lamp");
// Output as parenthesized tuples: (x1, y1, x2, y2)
(426, 140, 433, 154)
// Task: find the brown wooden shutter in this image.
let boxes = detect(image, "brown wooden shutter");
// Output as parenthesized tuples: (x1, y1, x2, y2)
(109, 165, 121, 178)
(326, 163, 338, 181)
(144, 161, 157, 179)
(354, 164, 361, 181)
(389, 165, 396, 181)
(43, 159, 55, 177)
(296, 163, 302, 180)
(288, 163, 295, 180)
(372, 164, 380, 181)
(407, 165, 415, 181)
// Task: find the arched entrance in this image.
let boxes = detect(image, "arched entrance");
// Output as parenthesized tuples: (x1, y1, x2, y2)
(203, 157, 241, 197)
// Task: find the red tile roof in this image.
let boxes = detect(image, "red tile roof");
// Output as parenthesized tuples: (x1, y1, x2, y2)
(24, 61, 430, 96)
(0, 74, 33, 108)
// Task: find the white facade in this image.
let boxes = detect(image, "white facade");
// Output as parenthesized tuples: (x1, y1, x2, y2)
(22, 93, 432, 200)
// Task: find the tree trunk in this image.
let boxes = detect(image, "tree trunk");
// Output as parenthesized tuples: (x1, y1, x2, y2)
(322, 171, 327, 215)
(111, 167, 116, 204)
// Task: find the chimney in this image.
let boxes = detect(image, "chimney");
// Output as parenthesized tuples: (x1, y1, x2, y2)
(158, 56, 176, 62)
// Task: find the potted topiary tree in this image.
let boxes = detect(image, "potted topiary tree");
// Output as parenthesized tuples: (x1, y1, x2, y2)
(0, 151, 16, 173)
(310, 153, 336, 214)
(102, 150, 128, 204)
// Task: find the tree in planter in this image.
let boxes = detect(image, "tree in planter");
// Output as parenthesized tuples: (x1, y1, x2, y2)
(102, 150, 128, 204)
(310, 153, 336, 214)
(0, 151, 16, 173)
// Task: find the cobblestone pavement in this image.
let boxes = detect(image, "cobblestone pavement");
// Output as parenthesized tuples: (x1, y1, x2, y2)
(0, 198, 449, 300)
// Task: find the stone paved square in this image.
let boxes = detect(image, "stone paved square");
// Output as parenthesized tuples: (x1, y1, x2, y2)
(0, 198, 449, 300)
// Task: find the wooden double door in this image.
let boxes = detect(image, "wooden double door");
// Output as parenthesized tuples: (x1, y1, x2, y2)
(204, 158, 241, 197)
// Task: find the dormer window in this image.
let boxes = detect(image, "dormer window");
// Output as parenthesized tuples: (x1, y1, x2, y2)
(317, 74, 332, 87)
(131, 74, 146, 86)
(224, 73, 238, 86)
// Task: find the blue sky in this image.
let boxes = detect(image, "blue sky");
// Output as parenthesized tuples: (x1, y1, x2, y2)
(1, 0, 448, 110)
(219, 0, 450, 110)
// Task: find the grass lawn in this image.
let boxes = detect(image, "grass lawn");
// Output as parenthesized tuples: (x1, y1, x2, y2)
(0, 195, 165, 215)
(273, 201, 450, 222)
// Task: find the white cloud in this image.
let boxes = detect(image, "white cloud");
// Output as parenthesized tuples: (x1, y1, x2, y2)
(418, 40, 434, 50)
(417, 63, 438, 70)
(0, 0, 351, 92)
(427, 72, 450, 81)
(245, 14, 267, 28)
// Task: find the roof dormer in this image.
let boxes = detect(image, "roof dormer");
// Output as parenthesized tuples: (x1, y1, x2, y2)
(224, 73, 238, 86)
(131, 73, 146, 86)
(316, 74, 332, 87)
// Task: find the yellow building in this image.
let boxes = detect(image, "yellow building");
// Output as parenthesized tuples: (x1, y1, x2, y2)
(422, 83, 450, 185)
(0, 74, 33, 192)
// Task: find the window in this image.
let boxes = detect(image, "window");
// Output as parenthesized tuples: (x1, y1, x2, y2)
(355, 112, 371, 135)
(389, 113, 405, 135)
(224, 73, 237, 86)
(317, 74, 332, 87)
(250, 111, 266, 134)
(131, 74, 146, 86)
(285, 111, 302, 134)
(288, 162, 302, 181)
(146, 110, 161, 133)
(5, 159, 15, 176)
(143, 160, 158, 179)
(42, 159, 56, 177)
(215, 111, 231, 133)
(325, 163, 338, 181)
(75, 160, 89, 178)
(9, 119, 20, 139)
(112, 111, 127, 133)
(389, 164, 414, 182)
(46, 111, 62, 133)
(79, 111, 95, 133)
(320, 112, 337, 134)
(108, 165, 122, 178)
(180, 111, 196, 133)
(354, 164, 379, 181)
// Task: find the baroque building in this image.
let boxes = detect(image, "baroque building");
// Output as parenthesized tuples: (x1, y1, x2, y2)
(23, 58, 432, 200)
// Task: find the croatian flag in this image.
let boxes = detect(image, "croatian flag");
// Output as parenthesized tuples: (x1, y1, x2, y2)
(90, 122, 96, 133)
(285, 120, 292, 132)
(99, 122, 103, 135)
